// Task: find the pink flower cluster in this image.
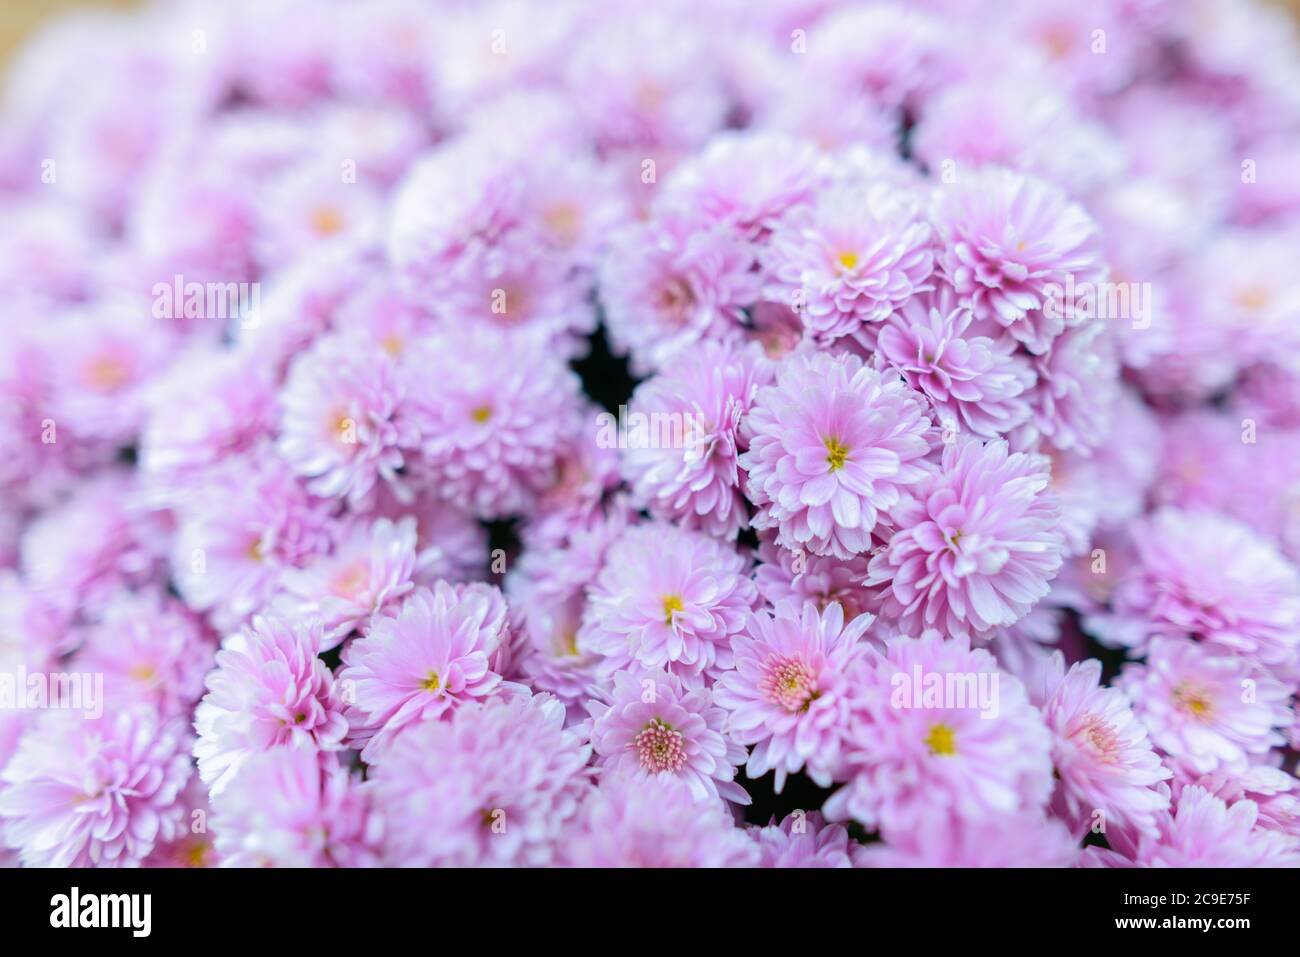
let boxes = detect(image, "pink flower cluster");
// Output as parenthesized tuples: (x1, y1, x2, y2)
(2, 0, 1300, 869)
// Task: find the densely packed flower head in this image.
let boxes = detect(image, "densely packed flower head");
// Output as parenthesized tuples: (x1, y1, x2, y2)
(2, 0, 1300, 869)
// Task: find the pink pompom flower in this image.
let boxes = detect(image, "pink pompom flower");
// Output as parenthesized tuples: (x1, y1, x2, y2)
(714, 600, 874, 790)
(579, 522, 758, 679)
(338, 582, 511, 763)
(586, 668, 750, 806)
(868, 437, 1063, 640)
(369, 693, 593, 867)
(740, 349, 936, 559)
(0, 708, 193, 867)
(194, 616, 347, 796)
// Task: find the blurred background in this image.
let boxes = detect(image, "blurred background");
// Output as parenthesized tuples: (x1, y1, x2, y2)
(4, 0, 1300, 74)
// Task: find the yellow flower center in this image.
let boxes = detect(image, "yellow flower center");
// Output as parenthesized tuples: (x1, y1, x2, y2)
(421, 672, 441, 692)
(662, 594, 684, 625)
(925, 722, 958, 756)
(837, 251, 859, 272)
(471, 405, 492, 423)
(1172, 682, 1213, 720)
(311, 205, 345, 236)
(86, 356, 129, 392)
(824, 436, 849, 472)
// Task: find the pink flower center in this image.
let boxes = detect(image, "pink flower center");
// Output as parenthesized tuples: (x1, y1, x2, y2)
(1073, 712, 1120, 762)
(632, 718, 686, 773)
(759, 655, 818, 712)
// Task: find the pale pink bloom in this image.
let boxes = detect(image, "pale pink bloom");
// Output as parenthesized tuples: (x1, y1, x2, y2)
(764, 183, 934, 344)
(1119, 637, 1291, 777)
(599, 212, 759, 376)
(715, 600, 874, 790)
(256, 161, 383, 269)
(930, 167, 1104, 354)
(194, 616, 347, 796)
(753, 536, 882, 624)
(74, 593, 214, 720)
(1092, 508, 1300, 669)
(172, 456, 333, 632)
(868, 437, 1063, 640)
(586, 668, 751, 805)
(580, 522, 758, 679)
(659, 131, 829, 235)
(212, 745, 381, 868)
(0, 708, 192, 867)
(561, 774, 759, 868)
(370, 693, 593, 867)
(856, 809, 1079, 868)
(1134, 785, 1300, 868)
(748, 811, 855, 868)
(621, 340, 772, 538)
(1038, 655, 1171, 840)
(338, 582, 510, 763)
(139, 349, 276, 496)
(275, 517, 418, 648)
(563, 11, 728, 152)
(407, 327, 587, 519)
(740, 349, 936, 559)
(874, 285, 1035, 439)
(49, 304, 176, 446)
(278, 333, 418, 507)
(827, 633, 1054, 832)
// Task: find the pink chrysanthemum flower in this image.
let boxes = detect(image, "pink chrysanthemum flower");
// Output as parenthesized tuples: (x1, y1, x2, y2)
(599, 212, 759, 376)
(0, 708, 192, 867)
(256, 161, 382, 269)
(1021, 317, 1119, 455)
(868, 437, 1063, 640)
(754, 537, 881, 623)
(1091, 508, 1300, 670)
(194, 616, 347, 796)
(747, 811, 855, 868)
(432, 231, 595, 357)
(385, 137, 522, 301)
(275, 516, 418, 649)
(143, 778, 218, 868)
(407, 327, 586, 519)
(370, 693, 593, 867)
(1038, 655, 1171, 840)
(740, 349, 936, 559)
(20, 471, 167, 618)
(1119, 636, 1291, 777)
(338, 582, 510, 763)
(560, 774, 759, 868)
(826, 633, 1054, 831)
(930, 167, 1103, 354)
(874, 285, 1035, 439)
(74, 593, 214, 720)
(621, 340, 772, 538)
(278, 333, 418, 507)
(856, 809, 1079, 868)
(172, 456, 333, 631)
(139, 349, 276, 496)
(658, 131, 828, 235)
(586, 668, 750, 805)
(370, 484, 488, 587)
(580, 522, 757, 679)
(211, 745, 381, 868)
(49, 304, 175, 446)
(714, 601, 874, 790)
(764, 183, 934, 344)
(1133, 785, 1300, 868)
